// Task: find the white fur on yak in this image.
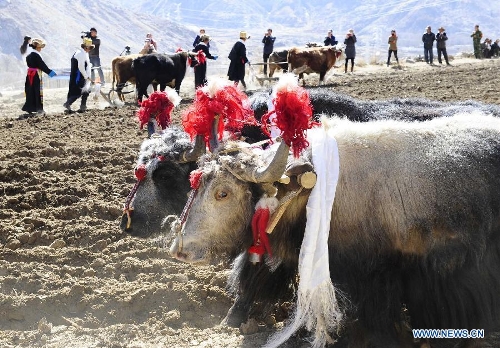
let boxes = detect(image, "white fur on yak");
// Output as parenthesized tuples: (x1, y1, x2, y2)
(170, 112, 500, 347)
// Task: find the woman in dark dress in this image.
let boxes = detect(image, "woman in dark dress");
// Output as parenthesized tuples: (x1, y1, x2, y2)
(344, 29, 357, 73)
(193, 34, 218, 89)
(21, 38, 56, 115)
(227, 31, 250, 89)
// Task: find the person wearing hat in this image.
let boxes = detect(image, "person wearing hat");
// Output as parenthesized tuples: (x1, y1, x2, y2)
(422, 26, 436, 64)
(193, 34, 218, 89)
(471, 25, 483, 59)
(21, 38, 57, 116)
(387, 29, 399, 67)
(227, 31, 250, 89)
(436, 26, 450, 66)
(262, 28, 276, 77)
(63, 38, 94, 113)
(344, 29, 357, 73)
(89, 27, 105, 87)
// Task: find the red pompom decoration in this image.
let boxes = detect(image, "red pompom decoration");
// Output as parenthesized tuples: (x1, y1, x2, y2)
(135, 164, 147, 181)
(261, 85, 317, 158)
(189, 170, 203, 190)
(136, 91, 175, 130)
(182, 84, 256, 147)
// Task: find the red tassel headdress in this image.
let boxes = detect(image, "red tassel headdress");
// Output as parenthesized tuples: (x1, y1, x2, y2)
(261, 74, 318, 157)
(136, 89, 182, 130)
(182, 79, 256, 150)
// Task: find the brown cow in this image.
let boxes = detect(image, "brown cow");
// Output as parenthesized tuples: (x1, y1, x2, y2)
(111, 54, 140, 102)
(288, 46, 343, 86)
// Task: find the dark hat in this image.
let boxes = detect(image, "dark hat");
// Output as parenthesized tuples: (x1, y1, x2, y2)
(90, 27, 97, 32)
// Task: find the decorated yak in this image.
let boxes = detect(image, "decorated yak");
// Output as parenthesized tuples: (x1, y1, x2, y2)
(121, 82, 256, 237)
(169, 77, 500, 347)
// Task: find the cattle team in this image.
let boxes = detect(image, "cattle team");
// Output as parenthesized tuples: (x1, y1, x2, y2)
(16, 22, 500, 347)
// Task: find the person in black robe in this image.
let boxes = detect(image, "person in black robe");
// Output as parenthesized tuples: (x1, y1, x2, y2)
(63, 38, 94, 113)
(21, 38, 56, 115)
(227, 31, 250, 89)
(193, 35, 218, 89)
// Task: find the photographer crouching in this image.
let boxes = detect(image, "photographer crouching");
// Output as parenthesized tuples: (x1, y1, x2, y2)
(88, 27, 105, 86)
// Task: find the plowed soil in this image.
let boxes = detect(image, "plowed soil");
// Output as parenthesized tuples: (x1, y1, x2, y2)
(1, 57, 499, 347)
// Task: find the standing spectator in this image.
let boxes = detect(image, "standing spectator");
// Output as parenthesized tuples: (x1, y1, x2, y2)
(344, 29, 356, 73)
(143, 33, 157, 54)
(324, 29, 338, 46)
(89, 28, 105, 86)
(228, 31, 250, 89)
(262, 28, 275, 77)
(21, 38, 56, 116)
(422, 26, 436, 64)
(491, 39, 500, 57)
(387, 29, 399, 67)
(471, 25, 483, 59)
(193, 29, 209, 49)
(63, 38, 94, 113)
(193, 34, 218, 89)
(436, 26, 450, 66)
(483, 38, 492, 58)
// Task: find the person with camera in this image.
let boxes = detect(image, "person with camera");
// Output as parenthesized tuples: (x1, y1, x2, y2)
(387, 29, 399, 67)
(87, 28, 105, 86)
(21, 38, 57, 116)
(344, 29, 357, 73)
(63, 38, 94, 113)
(262, 28, 275, 77)
(436, 26, 451, 66)
(143, 33, 157, 54)
(324, 29, 338, 46)
(422, 26, 436, 65)
(193, 34, 218, 89)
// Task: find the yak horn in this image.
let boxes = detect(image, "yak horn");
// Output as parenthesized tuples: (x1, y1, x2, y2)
(250, 141, 290, 183)
(209, 115, 220, 152)
(181, 134, 206, 163)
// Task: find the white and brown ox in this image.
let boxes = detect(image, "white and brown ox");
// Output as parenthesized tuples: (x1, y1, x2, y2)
(169, 114, 500, 347)
(287, 46, 342, 86)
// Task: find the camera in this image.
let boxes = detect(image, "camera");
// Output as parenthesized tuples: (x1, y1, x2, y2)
(81, 31, 91, 39)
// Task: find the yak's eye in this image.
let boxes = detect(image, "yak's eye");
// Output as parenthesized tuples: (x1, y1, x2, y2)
(215, 191, 228, 200)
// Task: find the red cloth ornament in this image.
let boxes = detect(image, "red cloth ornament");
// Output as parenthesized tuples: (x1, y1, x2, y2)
(136, 91, 175, 130)
(182, 84, 256, 147)
(261, 86, 317, 158)
(189, 170, 203, 189)
(250, 207, 272, 257)
(195, 50, 206, 65)
(135, 164, 147, 181)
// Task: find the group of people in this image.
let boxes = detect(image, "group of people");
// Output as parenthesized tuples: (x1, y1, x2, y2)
(421, 25, 451, 65)
(472, 25, 500, 59)
(323, 29, 357, 73)
(20, 27, 106, 116)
